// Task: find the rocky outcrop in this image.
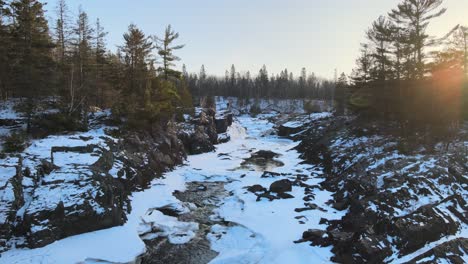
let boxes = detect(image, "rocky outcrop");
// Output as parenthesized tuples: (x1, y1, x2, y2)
(293, 114, 468, 263)
(0, 156, 23, 248)
(406, 238, 468, 264)
(0, 106, 232, 251)
(214, 111, 233, 134)
(178, 108, 233, 155)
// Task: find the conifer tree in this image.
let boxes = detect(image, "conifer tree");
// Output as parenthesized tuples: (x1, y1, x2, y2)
(10, 0, 54, 129)
(156, 25, 184, 80)
(0, 0, 11, 99)
(120, 24, 154, 101)
(389, 0, 446, 78)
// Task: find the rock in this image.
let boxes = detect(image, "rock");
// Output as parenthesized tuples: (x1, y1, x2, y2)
(298, 229, 328, 246)
(215, 117, 229, 134)
(278, 122, 305, 137)
(217, 133, 230, 144)
(406, 238, 468, 264)
(39, 159, 59, 175)
(277, 192, 295, 199)
(261, 171, 286, 178)
(0, 157, 24, 245)
(269, 179, 292, 193)
(247, 185, 266, 193)
(256, 192, 278, 202)
(252, 150, 279, 160)
(354, 233, 392, 263)
(190, 126, 216, 154)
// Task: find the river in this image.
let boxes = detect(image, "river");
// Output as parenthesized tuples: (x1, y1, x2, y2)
(1, 114, 343, 264)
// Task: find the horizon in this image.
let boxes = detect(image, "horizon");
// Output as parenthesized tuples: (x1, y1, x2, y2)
(43, 0, 468, 79)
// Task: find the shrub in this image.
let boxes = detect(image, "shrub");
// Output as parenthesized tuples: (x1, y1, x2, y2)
(249, 104, 261, 116)
(3, 132, 27, 153)
(32, 112, 85, 135)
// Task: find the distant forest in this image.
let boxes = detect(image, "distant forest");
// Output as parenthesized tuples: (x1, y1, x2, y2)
(0, 0, 467, 137)
(183, 64, 337, 101)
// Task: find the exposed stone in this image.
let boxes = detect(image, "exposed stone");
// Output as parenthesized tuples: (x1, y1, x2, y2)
(269, 179, 292, 193)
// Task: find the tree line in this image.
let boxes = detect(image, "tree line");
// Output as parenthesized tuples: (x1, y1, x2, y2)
(346, 0, 468, 139)
(183, 64, 337, 101)
(0, 0, 190, 131)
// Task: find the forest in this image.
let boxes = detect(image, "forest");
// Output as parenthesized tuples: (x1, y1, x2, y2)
(0, 0, 467, 136)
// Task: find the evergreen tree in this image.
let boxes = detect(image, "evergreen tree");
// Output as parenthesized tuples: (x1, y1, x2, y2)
(389, 0, 446, 78)
(95, 18, 107, 107)
(156, 24, 184, 80)
(120, 24, 154, 101)
(10, 0, 55, 129)
(367, 16, 393, 81)
(0, 0, 11, 99)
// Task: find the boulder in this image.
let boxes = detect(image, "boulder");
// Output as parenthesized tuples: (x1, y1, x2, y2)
(247, 185, 266, 193)
(269, 179, 292, 193)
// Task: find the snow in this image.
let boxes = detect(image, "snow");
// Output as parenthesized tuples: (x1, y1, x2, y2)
(0, 100, 22, 120)
(0, 113, 340, 264)
(138, 209, 198, 244)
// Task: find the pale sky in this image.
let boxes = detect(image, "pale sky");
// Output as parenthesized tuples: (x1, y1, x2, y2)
(44, 0, 468, 78)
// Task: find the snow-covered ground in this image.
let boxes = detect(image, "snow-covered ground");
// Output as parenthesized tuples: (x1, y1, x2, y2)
(0, 114, 341, 264)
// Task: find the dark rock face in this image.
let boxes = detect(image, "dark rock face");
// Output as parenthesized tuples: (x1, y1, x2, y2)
(292, 114, 468, 263)
(269, 179, 292, 193)
(406, 238, 468, 264)
(23, 146, 128, 249)
(190, 126, 216, 154)
(278, 123, 304, 137)
(214, 111, 233, 134)
(0, 107, 232, 251)
(178, 108, 233, 155)
(0, 157, 24, 247)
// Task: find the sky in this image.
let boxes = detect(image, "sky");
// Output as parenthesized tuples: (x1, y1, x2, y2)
(44, 0, 468, 79)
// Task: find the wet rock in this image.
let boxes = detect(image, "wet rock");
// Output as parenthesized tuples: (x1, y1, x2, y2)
(269, 179, 292, 193)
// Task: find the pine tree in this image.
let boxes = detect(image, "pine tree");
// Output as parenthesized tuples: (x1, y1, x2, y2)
(0, 0, 11, 99)
(335, 73, 348, 115)
(156, 25, 184, 80)
(95, 18, 107, 107)
(389, 0, 446, 78)
(367, 16, 393, 81)
(120, 24, 154, 101)
(10, 0, 55, 129)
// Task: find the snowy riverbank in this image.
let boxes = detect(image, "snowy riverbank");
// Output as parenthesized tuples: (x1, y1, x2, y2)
(1, 114, 341, 264)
